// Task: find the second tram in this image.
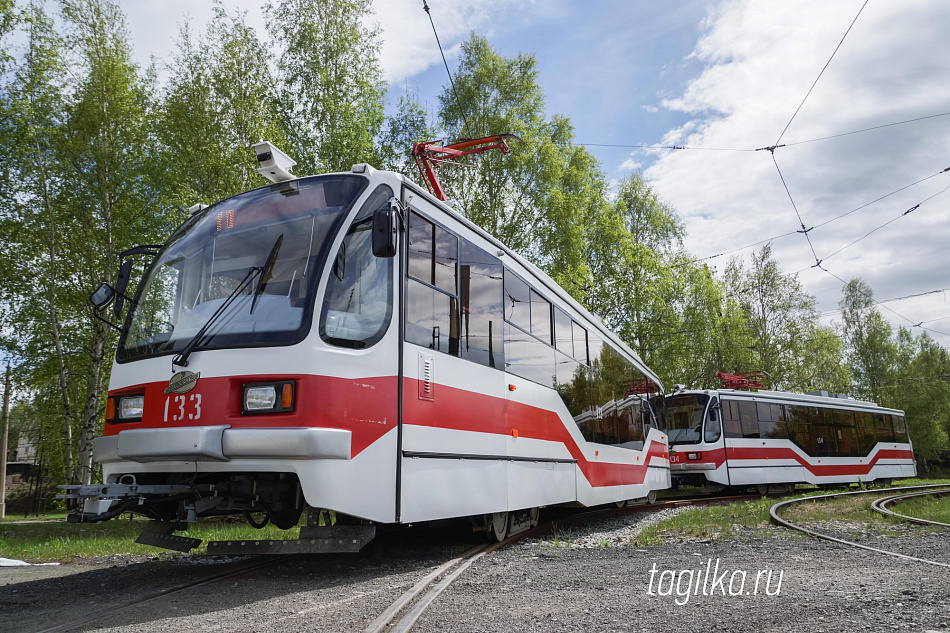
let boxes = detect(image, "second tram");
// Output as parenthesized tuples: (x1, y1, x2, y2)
(665, 388, 916, 492)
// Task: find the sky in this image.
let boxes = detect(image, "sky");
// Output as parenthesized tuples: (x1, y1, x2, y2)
(116, 0, 950, 347)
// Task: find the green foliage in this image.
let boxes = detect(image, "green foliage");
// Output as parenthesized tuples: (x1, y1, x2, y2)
(378, 90, 438, 179)
(437, 35, 581, 261)
(885, 329, 950, 463)
(839, 278, 897, 403)
(158, 8, 289, 208)
(267, 0, 386, 174)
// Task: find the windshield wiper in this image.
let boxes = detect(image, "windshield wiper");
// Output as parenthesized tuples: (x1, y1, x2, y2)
(172, 234, 283, 367)
(250, 234, 283, 315)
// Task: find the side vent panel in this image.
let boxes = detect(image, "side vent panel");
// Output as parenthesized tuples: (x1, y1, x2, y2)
(418, 353, 434, 401)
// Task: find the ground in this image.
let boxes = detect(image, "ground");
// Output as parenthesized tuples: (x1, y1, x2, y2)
(1, 522, 948, 632)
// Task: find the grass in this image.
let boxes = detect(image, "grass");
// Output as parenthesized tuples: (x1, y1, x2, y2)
(549, 524, 573, 548)
(885, 491, 950, 524)
(633, 478, 950, 546)
(0, 513, 307, 563)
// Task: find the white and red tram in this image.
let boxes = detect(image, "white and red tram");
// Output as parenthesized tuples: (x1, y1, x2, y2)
(665, 388, 916, 492)
(65, 152, 669, 550)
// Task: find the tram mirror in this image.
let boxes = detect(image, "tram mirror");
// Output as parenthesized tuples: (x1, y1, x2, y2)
(113, 259, 134, 318)
(372, 202, 398, 258)
(90, 282, 115, 311)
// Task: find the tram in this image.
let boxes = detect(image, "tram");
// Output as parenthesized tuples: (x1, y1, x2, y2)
(62, 141, 669, 551)
(665, 386, 916, 493)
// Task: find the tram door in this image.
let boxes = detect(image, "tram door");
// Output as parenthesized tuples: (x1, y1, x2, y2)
(398, 192, 508, 523)
(706, 398, 731, 486)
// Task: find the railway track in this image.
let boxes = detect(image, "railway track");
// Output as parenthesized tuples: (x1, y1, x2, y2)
(24, 493, 773, 632)
(769, 484, 950, 569)
(870, 488, 950, 528)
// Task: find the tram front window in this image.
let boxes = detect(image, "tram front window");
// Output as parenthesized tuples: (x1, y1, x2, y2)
(665, 394, 710, 445)
(118, 176, 367, 362)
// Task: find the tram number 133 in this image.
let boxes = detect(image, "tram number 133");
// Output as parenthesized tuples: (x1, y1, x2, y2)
(164, 394, 202, 422)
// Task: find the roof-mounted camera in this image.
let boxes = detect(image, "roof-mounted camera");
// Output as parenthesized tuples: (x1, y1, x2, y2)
(252, 141, 296, 184)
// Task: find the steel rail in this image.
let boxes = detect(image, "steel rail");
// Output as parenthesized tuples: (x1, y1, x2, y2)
(770, 484, 950, 569)
(871, 489, 950, 528)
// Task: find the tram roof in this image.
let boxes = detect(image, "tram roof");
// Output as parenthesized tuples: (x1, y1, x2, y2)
(669, 388, 905, 415)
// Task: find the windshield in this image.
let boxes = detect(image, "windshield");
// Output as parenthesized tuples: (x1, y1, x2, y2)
(665, 394, 710, 445)
(118, 176, 367, 362)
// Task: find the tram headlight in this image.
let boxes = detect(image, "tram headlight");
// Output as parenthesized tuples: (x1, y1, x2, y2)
(242, 381, 296, 414)
(117, 395, 145, 421)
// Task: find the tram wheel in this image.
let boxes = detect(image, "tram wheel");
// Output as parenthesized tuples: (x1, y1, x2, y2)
(487, 511, 509, 542)
(646, 490, 657, 505)
(756, 484, 770, 495)
(529, 507, 540, 528)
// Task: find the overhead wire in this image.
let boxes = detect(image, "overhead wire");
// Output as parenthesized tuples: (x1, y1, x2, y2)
(685, 165, 950, 267)
(422, 0, 472, 139)
(816, 181, 950, 265)
(782, 111, 950, 148)
(579, 110, 950, 154)
(774, 0, 869, 146)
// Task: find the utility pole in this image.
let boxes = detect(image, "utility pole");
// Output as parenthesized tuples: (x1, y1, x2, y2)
(1, 363, 11, 520)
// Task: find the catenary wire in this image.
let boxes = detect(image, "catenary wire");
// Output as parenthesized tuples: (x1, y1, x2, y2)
(579, 110, 950, 154)
(820, 182, 950, 263)
(774, 0, 869, 145)
(783, 111, 950, 148)
(681, 166, 950, 267)
(422, 0, 472, 139)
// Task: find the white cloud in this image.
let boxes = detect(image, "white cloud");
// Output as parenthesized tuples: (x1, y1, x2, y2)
(641, 105, 659, 113)
(373, 0, 533, 84)
(644, 0, 950, 344)
(619, 158, 643, 172)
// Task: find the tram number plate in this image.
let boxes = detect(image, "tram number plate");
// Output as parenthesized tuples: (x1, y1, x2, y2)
(164, 393, 203, 422)
(669, 453, 682, 464)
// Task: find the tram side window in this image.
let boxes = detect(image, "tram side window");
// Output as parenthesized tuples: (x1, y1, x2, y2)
(406, 212, 459, 356)
(875, 413, 896, 443)
(406, 282, 458, 355)
(458, 239, 503, 369)
(554, 307, 573, 357)
(408, 212, 457, 293)
(505, 322, 555, 387)
(580, 335, 647, 447)
(722, 400, 742, 438)
(320, 184, 394, 349)
(738, 401, 760, 438)
(809, 407, 837, 455)
(704, 400, 722, 443)
(555, 347, 587, 417)
(504, 271, 531, 332)
(756, 402, 788, 439)
(530, 290, 552, 344)
(856, 411, 876, 453)
(831, 409, 861, 457)
(786, 404, 812, 453)
(893, 415, 909, 443)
